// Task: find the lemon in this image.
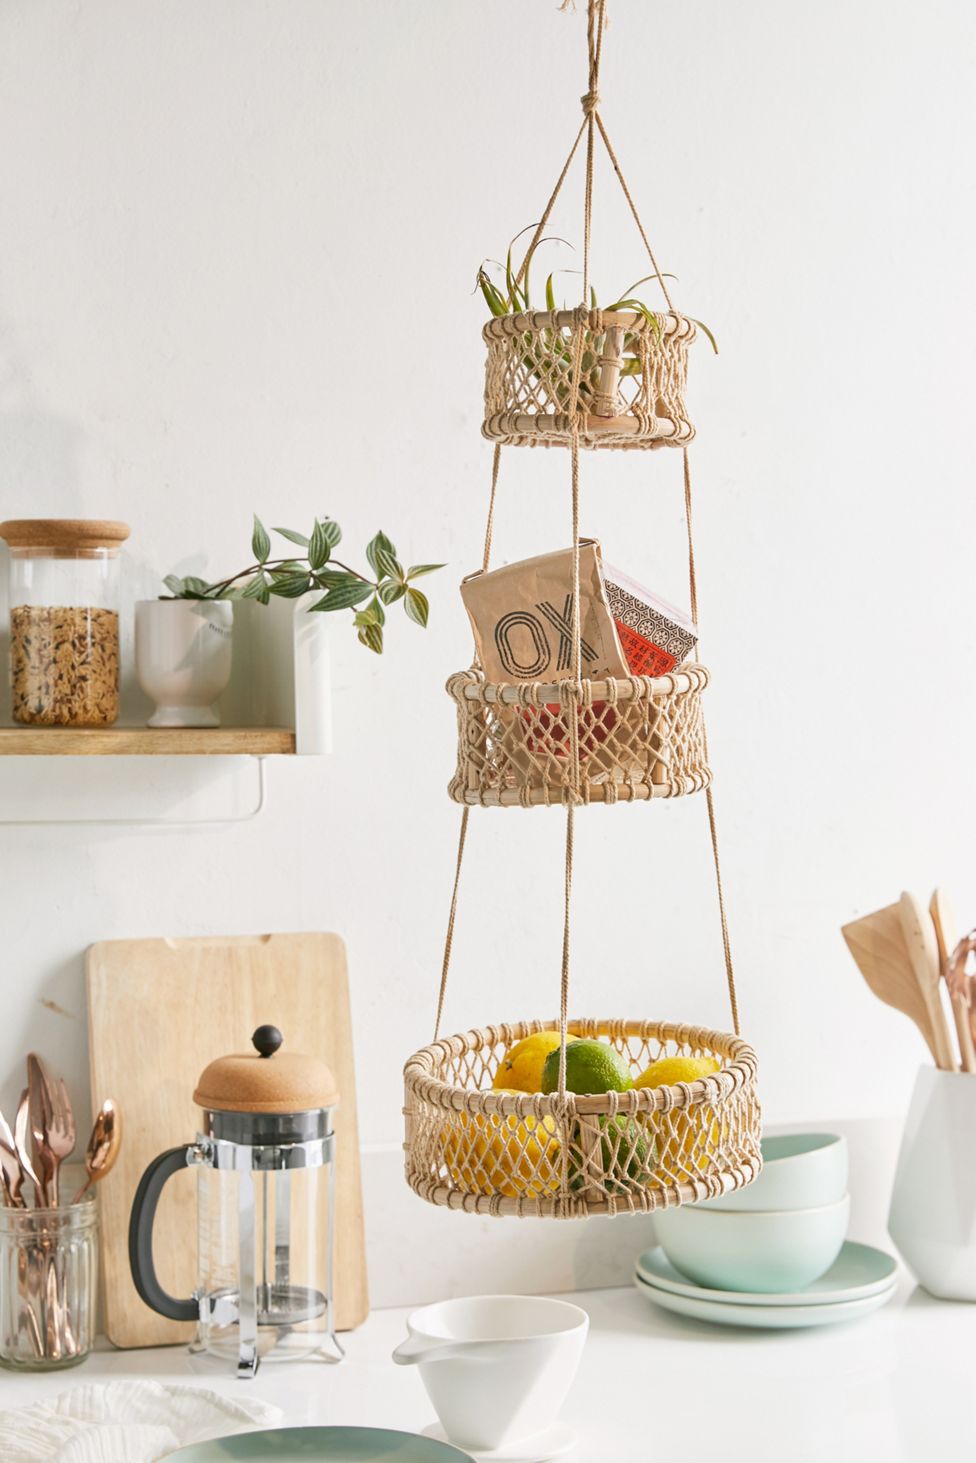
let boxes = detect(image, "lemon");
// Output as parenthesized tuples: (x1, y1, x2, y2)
(635, 1055, 721, 1178)
(493, 1031, 576, 1094)
(634, 1055, 720, 1089)
(443, 1092, 560, 1199)
(540, 1038, 632, 1096)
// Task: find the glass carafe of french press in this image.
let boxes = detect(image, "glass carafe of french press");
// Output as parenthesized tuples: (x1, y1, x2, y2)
(129, 1025, 342, 1377)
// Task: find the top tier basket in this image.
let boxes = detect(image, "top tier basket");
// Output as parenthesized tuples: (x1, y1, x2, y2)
(483, 307, 697, 450)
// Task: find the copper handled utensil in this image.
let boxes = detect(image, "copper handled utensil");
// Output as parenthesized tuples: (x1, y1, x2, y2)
(27, 1054, 75, 1209)
(947, 931, 976, 1068)
(14, 1090, 45, 1206)
(71, 1100, 121, 1204)
(0, 1107, 26, 1207)
(930, 891, 976, 1074)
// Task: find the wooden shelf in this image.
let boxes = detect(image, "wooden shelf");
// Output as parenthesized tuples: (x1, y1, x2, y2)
(0, 727, 296, 756)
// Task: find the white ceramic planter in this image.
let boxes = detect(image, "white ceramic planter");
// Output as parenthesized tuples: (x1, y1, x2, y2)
(135, 599, 234, 728)
(889, 1065, 976, 1301)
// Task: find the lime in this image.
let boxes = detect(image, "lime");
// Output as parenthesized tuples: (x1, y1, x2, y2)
(540, 1038, 632, 1095)
(569, 1114, 655, 1194)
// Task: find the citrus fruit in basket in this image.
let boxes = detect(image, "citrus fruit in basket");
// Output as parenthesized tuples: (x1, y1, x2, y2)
(493, 1030, 578, 1094)
(635, 1054, 721, 1178)
(442, 1093, 561, 1200)
(568, 1114, 656, 1195)
(540, 1038, 632, 1095)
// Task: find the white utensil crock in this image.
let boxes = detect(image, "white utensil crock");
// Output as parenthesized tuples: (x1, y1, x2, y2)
(392, 1295, 587, 1452)
(135, 599, 233, 728)
(889, 1065, 976, 1301)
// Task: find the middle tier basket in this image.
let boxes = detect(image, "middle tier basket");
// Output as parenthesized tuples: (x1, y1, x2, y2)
(448, 665, 711, 807)
(404, 1019, 761, 1218)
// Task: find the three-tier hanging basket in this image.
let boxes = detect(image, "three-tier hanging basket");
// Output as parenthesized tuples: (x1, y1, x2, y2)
(403, 0, 761, 1220)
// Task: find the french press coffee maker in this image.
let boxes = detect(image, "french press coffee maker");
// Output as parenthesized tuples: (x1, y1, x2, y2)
(129, 1025, 342, 1377)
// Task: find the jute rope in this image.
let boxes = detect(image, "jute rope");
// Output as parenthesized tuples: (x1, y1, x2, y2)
(432, 0, 741, 1057)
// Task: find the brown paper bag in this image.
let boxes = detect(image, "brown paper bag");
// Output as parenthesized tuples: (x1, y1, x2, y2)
(460, 540, 628, 684)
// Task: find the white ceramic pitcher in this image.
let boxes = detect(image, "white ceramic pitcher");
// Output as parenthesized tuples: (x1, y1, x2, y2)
(392, 1295, 587, 1452)
(889, 1065, 976, 1301)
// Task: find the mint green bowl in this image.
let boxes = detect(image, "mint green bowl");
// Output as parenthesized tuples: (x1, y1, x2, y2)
(700, 1132, 848, 1213)
(653, 1193, 850, 1293)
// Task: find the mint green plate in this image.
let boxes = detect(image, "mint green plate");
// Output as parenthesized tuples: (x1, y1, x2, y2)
(636, 1241, 898, 1307)
(169, 1428, 473, 1461)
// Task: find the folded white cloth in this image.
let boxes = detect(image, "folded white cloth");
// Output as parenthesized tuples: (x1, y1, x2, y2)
(0, 1380, 282, 1462)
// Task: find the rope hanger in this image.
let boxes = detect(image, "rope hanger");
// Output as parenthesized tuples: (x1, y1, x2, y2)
(433, 0, 740, 1079)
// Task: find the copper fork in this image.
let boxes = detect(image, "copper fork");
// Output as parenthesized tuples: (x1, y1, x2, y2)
(27, 1056, 75, 1208)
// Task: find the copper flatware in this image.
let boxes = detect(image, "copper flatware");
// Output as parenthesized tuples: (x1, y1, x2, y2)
(71, 1099, 121, 1204)
(27, 1054, 75, 1208)
(0, 1107, 25, 1207)
(14, 1090, 44, 1206)
(931, 892, 976, 1074)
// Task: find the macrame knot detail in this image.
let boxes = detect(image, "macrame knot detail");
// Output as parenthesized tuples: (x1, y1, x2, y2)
(580, 89, 601, 115)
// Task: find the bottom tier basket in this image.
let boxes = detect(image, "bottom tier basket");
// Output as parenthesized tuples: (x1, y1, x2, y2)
(404, 1019, 761, 1218)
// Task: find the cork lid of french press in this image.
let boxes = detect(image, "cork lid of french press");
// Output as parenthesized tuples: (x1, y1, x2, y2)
(193, 1026, 339, 1114)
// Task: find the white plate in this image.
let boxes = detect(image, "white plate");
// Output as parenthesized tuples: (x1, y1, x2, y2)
(633, 1270, 897, 1330)
(636, 1241, 898, 1307)
(169, 1427, 474, 1461)
(422, 1422, 576, 1462)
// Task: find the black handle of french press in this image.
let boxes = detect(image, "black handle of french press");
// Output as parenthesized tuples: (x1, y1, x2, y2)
(128, 1145, 199, 1323)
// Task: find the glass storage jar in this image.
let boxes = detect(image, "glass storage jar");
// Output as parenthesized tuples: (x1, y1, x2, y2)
(0, 1198, 98, 1370)
(0, 519, 130, 726)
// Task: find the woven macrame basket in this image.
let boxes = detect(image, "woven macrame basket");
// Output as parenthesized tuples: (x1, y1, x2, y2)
(404, 1019, 761, 1218)
(447, 664, 711, 808)
(483, 307, 696, 449)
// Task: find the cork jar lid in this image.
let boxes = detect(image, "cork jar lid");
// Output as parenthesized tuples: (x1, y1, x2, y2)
(0, 519, 130, 551)
(193, 1026, 339, 1114)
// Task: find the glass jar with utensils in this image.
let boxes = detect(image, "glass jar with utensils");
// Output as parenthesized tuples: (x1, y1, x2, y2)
(128, 1024, 343, 1377)
(0, 1198, 98, 1369)
(0, 1054, 114, 1371)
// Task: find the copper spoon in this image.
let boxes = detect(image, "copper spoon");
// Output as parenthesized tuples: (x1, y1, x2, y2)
(71, 1100, 121, 1204)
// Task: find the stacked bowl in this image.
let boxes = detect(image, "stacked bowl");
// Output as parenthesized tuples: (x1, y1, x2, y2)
(635, 1133, 898, 1329)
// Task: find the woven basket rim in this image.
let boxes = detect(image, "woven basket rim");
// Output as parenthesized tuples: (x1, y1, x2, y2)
(447, 663, 709, 705)
(404, 1018, 758, 1117)
(482, 307, 695, 339)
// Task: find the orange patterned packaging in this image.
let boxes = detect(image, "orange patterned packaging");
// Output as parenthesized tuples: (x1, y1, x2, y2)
(602, 564, 697, 676)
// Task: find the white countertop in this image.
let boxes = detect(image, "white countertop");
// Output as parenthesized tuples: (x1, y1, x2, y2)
(2, 1275, 969, 1462)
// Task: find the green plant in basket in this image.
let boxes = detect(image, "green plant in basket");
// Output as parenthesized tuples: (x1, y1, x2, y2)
(162, 517, 444, 655)
(477, 228, 717, 416)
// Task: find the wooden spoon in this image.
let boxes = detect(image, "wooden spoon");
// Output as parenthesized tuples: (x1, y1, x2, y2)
(899, 891, 956, 1071)
(842, 901, 945, 1066)
(930, 889, 976, 1074)
(71, 1099, 121, 1204)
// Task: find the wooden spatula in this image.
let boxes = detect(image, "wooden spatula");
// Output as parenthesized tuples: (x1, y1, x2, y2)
(930, 889, 976, 1074)
(842, 901, 947, 1067)
(899, 891, 956, 1071)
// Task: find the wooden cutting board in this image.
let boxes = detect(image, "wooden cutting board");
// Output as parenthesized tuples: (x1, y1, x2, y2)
(86, 932, 368, 1349)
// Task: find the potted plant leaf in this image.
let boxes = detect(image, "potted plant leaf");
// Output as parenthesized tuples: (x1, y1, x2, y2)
(135, 516, 443, 727)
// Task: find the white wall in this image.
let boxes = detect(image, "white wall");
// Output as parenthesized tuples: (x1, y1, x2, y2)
(1, 0, 974, 1306)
